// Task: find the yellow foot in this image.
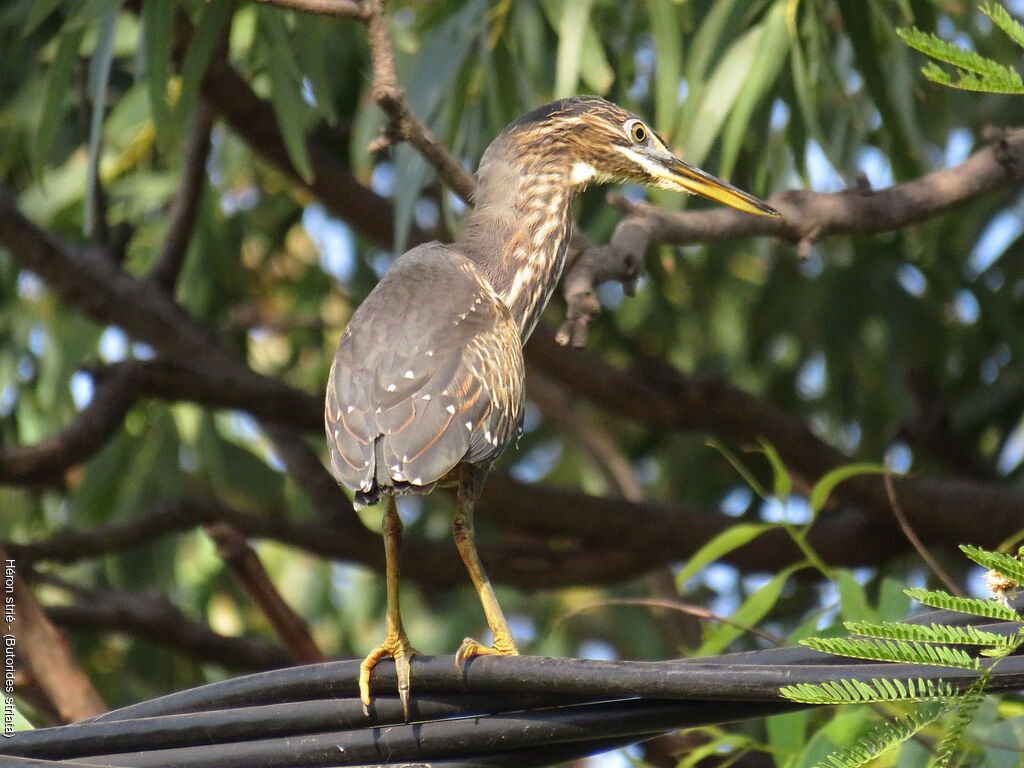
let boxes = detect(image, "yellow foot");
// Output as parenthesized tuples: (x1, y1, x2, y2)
(454, 635, 519, 673)
(358, 632, 419, 720)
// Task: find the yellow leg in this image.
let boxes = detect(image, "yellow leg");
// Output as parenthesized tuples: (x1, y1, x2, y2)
(452, 473, 519, 669)
(359, 497, 418, 719)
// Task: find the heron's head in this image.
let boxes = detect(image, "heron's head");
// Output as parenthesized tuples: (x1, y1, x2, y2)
(503, 96, 780, 217)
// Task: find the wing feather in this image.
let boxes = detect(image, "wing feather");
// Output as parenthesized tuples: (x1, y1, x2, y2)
(325, 243, 524, 502)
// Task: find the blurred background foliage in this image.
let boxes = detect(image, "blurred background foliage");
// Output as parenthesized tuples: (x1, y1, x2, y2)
(2, 0, 1024, 765)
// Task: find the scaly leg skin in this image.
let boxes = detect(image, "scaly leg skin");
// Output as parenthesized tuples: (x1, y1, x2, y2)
(452, 469, 519, 672)
(359, 497, 419, 720)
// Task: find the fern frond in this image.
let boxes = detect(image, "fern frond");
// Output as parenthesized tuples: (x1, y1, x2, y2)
(982, 2, 1024, 49)
(934, 670, 990, 767)
(780, 677, 957, 704)
(803, 637, 980, 669)
(960, 544, 1024, 588)
(810, 704, 948, 768)
(843, 620, 1017, 648)
(896, 27, 1016, 77)
(904, 588, 1021, 621)
(897, 26, 1024, 94)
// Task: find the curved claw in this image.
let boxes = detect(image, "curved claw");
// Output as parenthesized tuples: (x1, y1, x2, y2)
(359, 632, 419, 720)
(454, 635, 518, 674)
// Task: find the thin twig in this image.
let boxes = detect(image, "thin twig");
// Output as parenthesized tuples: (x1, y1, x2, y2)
(149, 100, 216, 291)
(364, 0, 477, 202)
(550, 597, 784, 647)
(883, 471, 964, 597)
(205, 524, 327, 664)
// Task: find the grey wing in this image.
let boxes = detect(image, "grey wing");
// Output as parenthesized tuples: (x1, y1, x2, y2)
(325, 243, 524, 502)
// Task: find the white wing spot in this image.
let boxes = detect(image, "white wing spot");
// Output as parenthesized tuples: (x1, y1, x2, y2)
(375, 407, 382, 414)
(346, 405, 355, 414)
(421, 394, 431, 401)
(465, 421, 473, 431)
(425, 350, 434, 357)
(445, 404, 456, 414)
(386, 384, 397, 392)
(403, 370, 415, 379)
(412, 477, 423, 485)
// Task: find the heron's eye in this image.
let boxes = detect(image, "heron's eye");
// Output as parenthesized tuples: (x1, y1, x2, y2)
(625, 120, 648, 144)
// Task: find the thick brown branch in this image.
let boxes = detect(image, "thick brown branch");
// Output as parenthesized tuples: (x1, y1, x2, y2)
(0, 365, 140, 485)
(2, 549, 107, 722)
(526, 328, 1024, 543)
(149, 100, 216, 290)
(39, 580, 294, 671)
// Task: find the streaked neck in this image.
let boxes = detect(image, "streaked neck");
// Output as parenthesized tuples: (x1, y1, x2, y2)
(456, 152, 578, 342)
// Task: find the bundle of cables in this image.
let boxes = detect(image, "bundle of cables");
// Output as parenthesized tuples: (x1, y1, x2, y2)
(3, 603, 1022, 768)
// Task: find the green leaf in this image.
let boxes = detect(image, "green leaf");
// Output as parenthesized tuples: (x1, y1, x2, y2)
(767, 710, 811, 767)
(647, 0, 682, 135)
(804, 704, 947, 768)
(839, 0, 919, 177)
(142, 0, 175, 147)
(698, 565, 797, 655)
(960, 544, 1024, 588)
(809, 463, 888, 514)
(675, 523, 775, 589)
(802, 636, 980, 669)
(780, 677, 957, 704)
(22, 0, 64, 36)
(705, 437, 770, 499)
(719, 0, 790, 179)
(836, 569, 876, 623)
(578, 19, 613, 95)
(756, 437, 791, 501)
(674, 0, 742, 142)
(896, 25, 1024, 94)
(175, 0, 233, 126)
(904, 588, 1022, 622)
(84, 7, 119, 237)
(678, 22, 761, 168)
(34, 27, 86, 175)
(983, 2, 1024, 49)
(260, 11, 315, 183)
(844, 620, 1017, 648)
(553, 0, 593, 98)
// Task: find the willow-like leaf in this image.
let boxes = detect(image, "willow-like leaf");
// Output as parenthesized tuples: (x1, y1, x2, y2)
(960, 544, 1024, 588)
(844, 620, 1017, 648)
(904, 588, 1021, 621)
(802, 637, 980, 669)
(780, 677, 957, 704)
(810, 704, 948, 768)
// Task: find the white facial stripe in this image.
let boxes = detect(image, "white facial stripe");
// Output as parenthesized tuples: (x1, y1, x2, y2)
(615, 145, 666, 179)
(570, 161, 596, 185)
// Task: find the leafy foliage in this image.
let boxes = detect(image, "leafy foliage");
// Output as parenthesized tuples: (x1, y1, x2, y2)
(3, 1, 1024, 766)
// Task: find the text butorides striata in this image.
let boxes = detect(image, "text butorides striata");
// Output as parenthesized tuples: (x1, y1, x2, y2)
(325, 96, 781, 716)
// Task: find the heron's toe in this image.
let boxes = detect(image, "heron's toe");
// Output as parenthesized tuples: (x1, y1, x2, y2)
(358, 632, 419, 719)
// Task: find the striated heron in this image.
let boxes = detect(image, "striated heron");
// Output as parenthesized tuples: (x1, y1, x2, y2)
(325, 96, 780, 716)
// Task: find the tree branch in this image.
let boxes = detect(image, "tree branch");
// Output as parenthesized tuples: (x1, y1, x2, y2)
(205, 523, 327, 664)
(363, 0, 477, 201)
(0, 364, 141, 486)
(559, 127, 1024, 346)
(2, 549, 107, 722)
(38, 578, 295, 671)
(149, 100, 216, 291)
